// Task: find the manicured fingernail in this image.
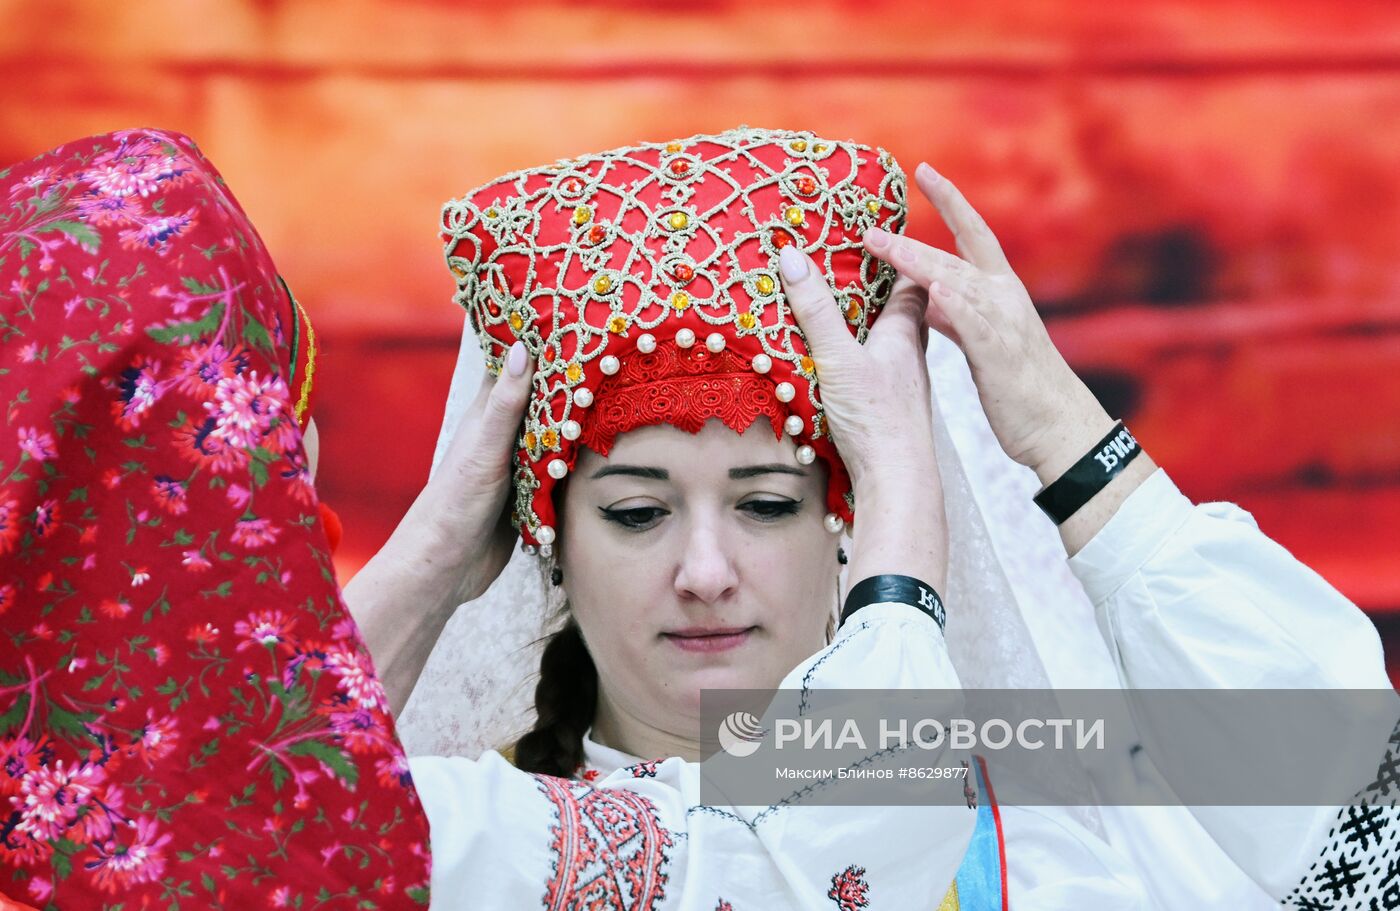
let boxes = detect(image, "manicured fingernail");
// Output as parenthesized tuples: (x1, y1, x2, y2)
(778, 245, 809, 282)
(508, 341, 527, 376)
(917, 162, 941, 184)
(894, 238, 917, 264)
(864, 227, 891, 249)
(931, 280, 951, 299)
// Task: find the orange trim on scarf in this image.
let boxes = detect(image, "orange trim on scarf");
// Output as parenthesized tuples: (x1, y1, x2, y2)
(292, 298, 318, 429)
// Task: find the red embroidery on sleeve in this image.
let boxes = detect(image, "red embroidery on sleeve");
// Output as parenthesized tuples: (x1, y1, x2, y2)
(827, 864, 870, 910)
(534, 775, 674, 909)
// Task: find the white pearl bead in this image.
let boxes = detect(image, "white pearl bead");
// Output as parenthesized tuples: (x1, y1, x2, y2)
(522, 543, 539, 556)
(795, 445, 816, 465)
(751, 354, 772, 374)
(705, 332, 725, 353)
(561, 420, 581, 440)
(574, 387, 593, 407)
(637, 333, 657, 354)
(599, 355, 620, 375)
(824, 513, 844, 534)
(538, 543, 554, 558)
(676, 328, 696, 348)
(547, 459, 568, 479)
(536, 525, 556, 545)
(775, 382, 795, 403)
(784, 415, 804, 436)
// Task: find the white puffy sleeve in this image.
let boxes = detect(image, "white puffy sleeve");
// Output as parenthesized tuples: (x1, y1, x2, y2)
(1071, 468, 1395, 903)
(753, 602, 978, 907)
(997, 805, 1149, 909)
(406, 750, 575, 899)
(759, 600, 1152, 909)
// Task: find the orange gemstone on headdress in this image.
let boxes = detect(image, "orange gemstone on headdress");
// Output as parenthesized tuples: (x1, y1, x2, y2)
(607, 315, 628, 333)
(738, 312, 757, 329)
(754, 274, 776, 295)
(541, 429, 559, 448)
(672, 264, 695, 283)
(573, 206, 592, 226)
(790, 140, 808, 152)
(665, 141, 684, 153)
(509, 312, 524, 331)
(670, 292, 690, 311)
(845, 300, 861, 321)
(771, 231, 794, 249)
(667, 212, 690, 231)
(543, 346, 556, 363)
(795, 177, 817, 196)
(800, 355, 815, 374)
(524, 431, 538, 449)
(588, 224, 607, 244)
(566, 363, 583, 383)
(814, 144, 828, 153)
(784, 206, 804, 226)
(593, 275, 613, 294)
(866, 199, 882, 214)
(485, 207, 500, 218)
(670, 160, 691, 176)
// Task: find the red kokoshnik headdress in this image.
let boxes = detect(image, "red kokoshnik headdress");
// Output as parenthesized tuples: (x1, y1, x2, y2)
(441, 127, 907, 549)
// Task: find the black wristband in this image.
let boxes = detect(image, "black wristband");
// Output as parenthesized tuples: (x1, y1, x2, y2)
(1033, 420, 1142, 525)
(840, 575, 946, 632)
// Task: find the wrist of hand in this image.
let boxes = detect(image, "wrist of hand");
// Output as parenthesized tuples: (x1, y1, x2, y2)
(850, 471, 948, 547)
(1026, 410, 1119, 487)
(374, 496, 486, 604)
(990, 341, 1115, 476)
(848, 442, 940, 496)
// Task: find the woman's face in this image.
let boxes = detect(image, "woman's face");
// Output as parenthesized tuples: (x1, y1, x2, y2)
(558, 416, 839, 731)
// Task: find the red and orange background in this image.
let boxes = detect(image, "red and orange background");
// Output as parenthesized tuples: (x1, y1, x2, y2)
(4, 0, 1398, 672)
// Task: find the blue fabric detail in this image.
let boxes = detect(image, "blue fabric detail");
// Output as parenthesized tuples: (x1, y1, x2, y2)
(952, 758, 1004, 910)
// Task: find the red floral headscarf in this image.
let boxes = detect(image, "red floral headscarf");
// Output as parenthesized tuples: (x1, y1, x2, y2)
(0, 130, 430, 907)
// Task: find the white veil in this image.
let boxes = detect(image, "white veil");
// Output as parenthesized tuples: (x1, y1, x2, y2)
(397, 317, 1120, 756)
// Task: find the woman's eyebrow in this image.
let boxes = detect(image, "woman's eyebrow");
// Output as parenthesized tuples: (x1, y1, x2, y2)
(589, 465, 670, 481)
(729, 464, 808, 480)
(588, 463, 807, 481)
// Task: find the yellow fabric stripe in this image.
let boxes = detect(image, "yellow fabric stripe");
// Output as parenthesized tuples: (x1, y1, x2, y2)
(293, 298, 318, 425)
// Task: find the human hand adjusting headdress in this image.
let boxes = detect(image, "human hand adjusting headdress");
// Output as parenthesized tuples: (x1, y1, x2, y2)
(441, 126, 907, 549)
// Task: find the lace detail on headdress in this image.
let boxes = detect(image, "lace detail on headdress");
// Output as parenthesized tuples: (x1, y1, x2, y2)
(580, 345, 785, 455)
(441, 126, 906, 545)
